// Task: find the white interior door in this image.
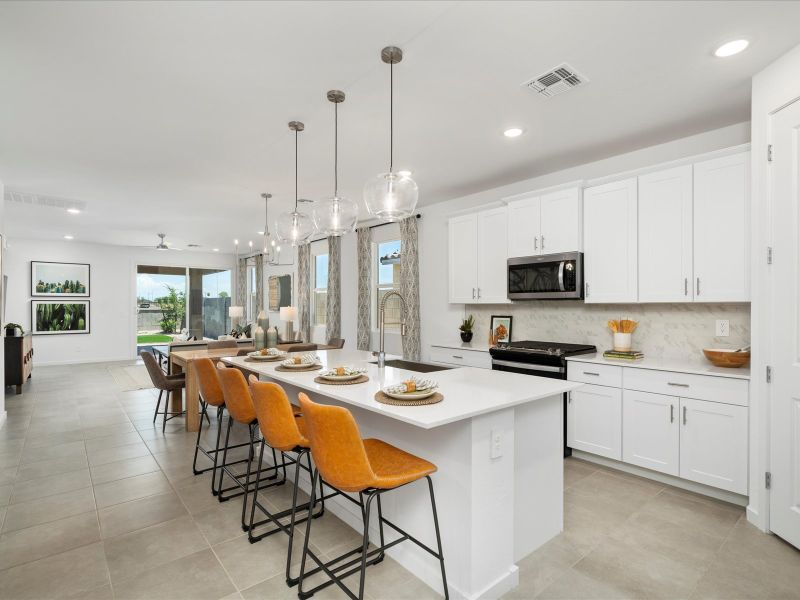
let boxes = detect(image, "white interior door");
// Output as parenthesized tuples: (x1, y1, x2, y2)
(507, 196, 540, 258)
(448, 214, 478, 303)
(540, 187, 581, 254)
(769, 98, 800, 549)
(477, 207, 510, 303)
(638, 166, 693, 302)
(622, 390, 680, 476)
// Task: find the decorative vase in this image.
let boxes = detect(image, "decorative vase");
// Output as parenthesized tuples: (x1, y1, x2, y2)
(266, 326, 279, 349)
(460, 331, 473, 343)
(257, 311, 269, 334)
(613, 333, 632, 351)
(254, 324, 266, 350)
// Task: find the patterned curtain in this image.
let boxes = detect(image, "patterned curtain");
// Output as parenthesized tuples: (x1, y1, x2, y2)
(400, 216, 421, 361)
(236, 257, 247, 308)
(297, 243, 311, 343)
(255, 253, 264, 313)
(326, 236, 341, 341)
(356, 227, 372, 350)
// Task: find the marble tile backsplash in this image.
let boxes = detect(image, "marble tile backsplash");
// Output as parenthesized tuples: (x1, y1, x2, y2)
(464, 302, 750, 360)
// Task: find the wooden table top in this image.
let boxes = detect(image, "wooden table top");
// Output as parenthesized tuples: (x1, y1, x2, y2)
(170, 346, 255, 364)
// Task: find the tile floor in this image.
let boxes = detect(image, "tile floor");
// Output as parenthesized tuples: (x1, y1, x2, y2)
(0, 360, 798, 599)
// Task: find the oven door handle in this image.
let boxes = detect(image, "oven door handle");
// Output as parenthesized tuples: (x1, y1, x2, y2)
(491, 359, 565, 374)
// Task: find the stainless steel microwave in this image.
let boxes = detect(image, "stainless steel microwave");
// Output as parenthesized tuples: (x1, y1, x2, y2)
(507, 252, 584, 300)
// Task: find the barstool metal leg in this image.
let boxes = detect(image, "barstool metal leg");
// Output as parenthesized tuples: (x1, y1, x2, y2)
(192, 400, 207, 475)
(210, 407, 224, 495)
(427, 475, 449, 600)
(153, 389, 163, 423)
(240, 424, 257, 529)
(357, 492, 378, 600)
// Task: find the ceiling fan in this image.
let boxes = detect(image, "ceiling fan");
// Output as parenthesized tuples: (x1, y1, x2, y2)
(152, 233, 181, 251)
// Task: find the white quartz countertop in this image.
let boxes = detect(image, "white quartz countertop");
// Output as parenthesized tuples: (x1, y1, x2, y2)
(223, 349, 580, 429)
(566, 354, 750, 380)
(430, 341, 492, 352)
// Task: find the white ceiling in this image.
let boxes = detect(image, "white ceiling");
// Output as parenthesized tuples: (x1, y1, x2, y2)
(1, 0, 799, 251)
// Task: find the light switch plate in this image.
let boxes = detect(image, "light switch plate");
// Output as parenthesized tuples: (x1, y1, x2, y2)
(715, 319, 730, 337)
(490, 429, 503, 459)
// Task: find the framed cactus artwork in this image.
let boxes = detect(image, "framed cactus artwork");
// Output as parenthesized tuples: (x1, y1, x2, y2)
(31, 300, 90, 335)
(31, 261, 90, 297)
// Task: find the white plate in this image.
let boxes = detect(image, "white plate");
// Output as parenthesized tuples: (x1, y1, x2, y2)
(383, 388, 437, 401)
(248, 353, 284, 361)
(320, 372, 363, 381)
(282, 361, 320, 369)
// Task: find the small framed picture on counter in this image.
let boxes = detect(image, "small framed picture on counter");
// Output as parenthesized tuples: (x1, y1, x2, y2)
(491, 315, 512, 344)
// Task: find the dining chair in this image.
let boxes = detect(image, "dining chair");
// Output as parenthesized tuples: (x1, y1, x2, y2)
(140, 351, 186, 432)
(327, 338, 345, 349)
(285, 343, 318, 352)
(207, 340, 238, 350)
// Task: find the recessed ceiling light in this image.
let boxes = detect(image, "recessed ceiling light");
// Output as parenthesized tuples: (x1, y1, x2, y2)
(66, 208, 81, 214)
(213, 248, 219, 252)
(714, 39, 749, 58)
(63, 235, 74, 240)
(504, 128, 524, 138)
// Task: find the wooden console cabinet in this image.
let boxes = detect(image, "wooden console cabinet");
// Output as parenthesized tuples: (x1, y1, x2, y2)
(5, 333, 33, 394)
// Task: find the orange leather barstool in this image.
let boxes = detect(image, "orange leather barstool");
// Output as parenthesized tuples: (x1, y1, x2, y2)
(215, 364, 285, 503)
(192, 358, 250, 494)
(247, 376, 330, 585)
(296, 393, 448, 600)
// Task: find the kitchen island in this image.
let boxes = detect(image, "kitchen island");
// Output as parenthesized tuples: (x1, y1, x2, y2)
(223, 349, 581, 600)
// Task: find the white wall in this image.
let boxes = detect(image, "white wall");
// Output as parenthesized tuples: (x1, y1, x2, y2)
(418, 122, 751, 357)
(0, 178, 6, 423)
(749, 43, 800, 531)
(3, 237, 234, 366)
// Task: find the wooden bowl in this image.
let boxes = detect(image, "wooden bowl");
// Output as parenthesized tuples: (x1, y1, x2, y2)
(702, 348, 750, 368)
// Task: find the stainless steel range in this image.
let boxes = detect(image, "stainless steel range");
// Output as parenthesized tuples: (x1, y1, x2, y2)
(490, 340, 596, 456)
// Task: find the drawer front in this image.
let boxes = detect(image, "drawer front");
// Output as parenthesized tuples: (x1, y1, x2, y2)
(567, 362, 622, 387)
(623, 368, 748, 407)
(429, 346, 491, 369)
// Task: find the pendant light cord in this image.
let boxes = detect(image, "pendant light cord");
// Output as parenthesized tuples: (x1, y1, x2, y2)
(334, 101, 339, 197)
(294, 129, 299, 210)
(389, 60, 394, 173)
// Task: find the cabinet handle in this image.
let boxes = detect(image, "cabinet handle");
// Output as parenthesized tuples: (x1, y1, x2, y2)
(568, 392, 572, 404)
(668, 382, 689, 388)
(683, 406, 687, 425)
(472, 288, 476, 300)
(477, 288, 481, 299)
(451, 355, 463, 360)
(585, 283, 589, 298)
(696, 277, 700, 296)
(670, 404, 674, 423)
(534, 236, 538, 251)
(684, 278, 688, 296)
(541, 235, 545, 250)
(583, 371, 600, 376)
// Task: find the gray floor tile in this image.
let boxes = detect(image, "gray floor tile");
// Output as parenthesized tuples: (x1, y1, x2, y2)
(90, 454, 161, 485)
(15, 455, 89, 482)
(93, 470, 172, 509)
(10, 468, 92, 504)
(98, 490, 187, 539)
(2, 486, 96, 533)
(87, 440, 151, 466)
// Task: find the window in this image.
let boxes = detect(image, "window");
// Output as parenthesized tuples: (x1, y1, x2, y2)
(376, 239, 401, 329)
(313, 252, 329, 326)
(247, 261, 257, 322)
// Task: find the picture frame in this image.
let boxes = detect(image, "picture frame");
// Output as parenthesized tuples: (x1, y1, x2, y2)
(490, 315, 512, 344)
(31, 300, 90, 335)
(31, 261, 90, 297)
(268, 274, 292, 312)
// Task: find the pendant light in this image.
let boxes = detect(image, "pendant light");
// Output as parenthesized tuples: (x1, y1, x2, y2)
(260, 193, 281, 264)
(313, 90, 358, 236)
(363, 46, 418, 222)
(276, 121, 315, 246)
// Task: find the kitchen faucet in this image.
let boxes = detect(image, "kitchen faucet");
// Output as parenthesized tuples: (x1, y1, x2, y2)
(376, 291, 407, 368)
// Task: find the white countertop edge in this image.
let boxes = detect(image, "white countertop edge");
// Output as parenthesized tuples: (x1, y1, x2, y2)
(221, 353, 581, 429)
(430, 342, 492, 353)
(565, 354, 750, 380)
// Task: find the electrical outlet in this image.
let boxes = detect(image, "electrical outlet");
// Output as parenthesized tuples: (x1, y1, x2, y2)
(490, 429, 503, 459)
(715, 319, 730, 337)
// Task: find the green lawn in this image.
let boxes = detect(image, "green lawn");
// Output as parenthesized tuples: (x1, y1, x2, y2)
(137, 334, 173, 344)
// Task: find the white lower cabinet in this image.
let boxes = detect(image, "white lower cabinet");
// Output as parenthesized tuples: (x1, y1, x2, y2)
(623, 390, 679, 476)
(567, 384, 622, 460)
(679, 397, 748, 495)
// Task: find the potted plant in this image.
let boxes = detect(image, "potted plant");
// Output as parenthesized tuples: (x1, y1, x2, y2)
(4, 323, 23, 337)
(459, 315, 475, 343)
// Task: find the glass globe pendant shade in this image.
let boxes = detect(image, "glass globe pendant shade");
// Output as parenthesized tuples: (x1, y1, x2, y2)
(276, 210, 314, 246)
(313, 195, 358, 236)
(363, 171, 418, 222)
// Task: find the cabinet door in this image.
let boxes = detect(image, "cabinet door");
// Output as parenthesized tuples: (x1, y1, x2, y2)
(583, 178, 638, 303)
(638, 166, 693, 302)
(540, 187, 581, 254)
(507, 195, 540, 258)
(622, 390, 679, 476)
(693, 152, 750, 302)
(567, 384, 622, 460)
(448, 214, 479, 303)
(679, 397, 748, 494)
(477, 206, 510, 303)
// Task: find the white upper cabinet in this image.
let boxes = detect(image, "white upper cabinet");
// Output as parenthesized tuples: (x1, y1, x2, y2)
(693, 152, 750, 302)
(583, 178, 638, 303)
(507, 187, 581, 258)
(448, 207, 510, 304)
(507, 194, 540, 258)
(638, 165, 694, 302)
(477, 206, 510, 303)
(448, 213, 479, 303)
(539, 187, 582, 254)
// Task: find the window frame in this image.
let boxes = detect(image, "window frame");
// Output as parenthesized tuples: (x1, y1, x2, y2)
(310, 239, 329, 328)
(370, 224, 402, 332)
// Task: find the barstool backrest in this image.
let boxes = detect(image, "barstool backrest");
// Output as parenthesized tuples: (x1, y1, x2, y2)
(248, 376, 306, 451)
(207, 340, 238, 350)
(298, 393, 376, 492)
(140, 351, 170, 390)
(216, 364, 256, 424)
(194, 358, 224, 406)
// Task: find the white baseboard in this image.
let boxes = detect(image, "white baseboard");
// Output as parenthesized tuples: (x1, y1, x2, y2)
(572, 450, 749, 507)
(33, 356, 134, 367)
(0, 411, 6, 430)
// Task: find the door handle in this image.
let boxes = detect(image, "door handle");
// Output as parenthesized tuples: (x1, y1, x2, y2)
(670, 404, 674, 423)
(541, 235, 545, 250)
(696, 277, 700, 296)
(585, 283, 589, 298)
(683, 406, 687, 425)
(534, 236, 538, 251)
(684, 278, 688, 296)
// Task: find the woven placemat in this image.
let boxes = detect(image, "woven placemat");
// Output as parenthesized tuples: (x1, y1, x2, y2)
(313, 374, 370, 386)
(374, 390, 443, 406)
(275, 364, 323, 373)
(243, 356, 283, 363)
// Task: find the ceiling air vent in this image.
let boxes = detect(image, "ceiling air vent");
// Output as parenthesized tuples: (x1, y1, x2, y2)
(524, 63, 588, 98)
(4, 190, 88, 212)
